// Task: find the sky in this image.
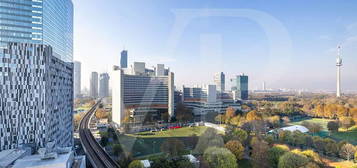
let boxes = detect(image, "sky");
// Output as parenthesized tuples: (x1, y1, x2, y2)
(73, 0, 357, 92)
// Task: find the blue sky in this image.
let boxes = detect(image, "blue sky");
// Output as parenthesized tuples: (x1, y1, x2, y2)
(73, 0, 357, 92)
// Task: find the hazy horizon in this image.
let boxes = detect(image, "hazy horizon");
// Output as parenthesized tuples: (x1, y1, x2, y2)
(73, 0, 357, 92)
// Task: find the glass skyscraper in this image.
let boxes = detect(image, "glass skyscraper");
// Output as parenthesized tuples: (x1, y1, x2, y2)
(0, 0, 73, 62)
(236, 74, 249, 100)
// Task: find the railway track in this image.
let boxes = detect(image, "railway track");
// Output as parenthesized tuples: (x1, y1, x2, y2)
(79, 100, 120, 168)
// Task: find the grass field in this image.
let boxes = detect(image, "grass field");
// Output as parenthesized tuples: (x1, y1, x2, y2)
(129, 126, 208, 138)
(290, 118, 357, 144)
(118, 126, 210, 157)
(290, 118, 334, 131)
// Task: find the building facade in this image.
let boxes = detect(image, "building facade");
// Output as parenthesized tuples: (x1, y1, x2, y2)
(99, 73, 110, 98)
(120, 50, 128, 68)
(214, 72, 225, 93)
(90, 72, 98, 98)
(74, 61, 81, 98)
(112, 63, 174, 126)
(0, 0, 74, 62)
(0, 43, 73, 150)
(0, 0, 73, 150)
(182, 85, 240, 116)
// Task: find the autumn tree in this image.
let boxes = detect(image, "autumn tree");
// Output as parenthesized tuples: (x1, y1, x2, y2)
(251, 139, 270, 168)
(339, 117, 355, 129)
(95, 108, 108, 119)
(246, 110, 262, 121)
(224, 126, 248, 143)
(340, 143, 356, 160)
(224, 140, 245, 160)
(225, 107, 236, 123)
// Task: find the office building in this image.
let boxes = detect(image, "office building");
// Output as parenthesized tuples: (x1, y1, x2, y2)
(0, 43, 73, 150)
(235, 74, 249, 100)
(214, 72, 225, 93)
(90, 72, 99, 98)
(74, 61, 81, 98)
(0, 0, 73, 150)
(120, 50, 128, 68)
(0, 0, 74, 62)
(99, 73, 110, 98)
(182, 85, 240, 116)
(112, 63, 174, 126)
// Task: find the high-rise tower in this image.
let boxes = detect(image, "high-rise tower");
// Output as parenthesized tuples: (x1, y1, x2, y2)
(336, 46, 342, 98)
(121, 50, 128, 68)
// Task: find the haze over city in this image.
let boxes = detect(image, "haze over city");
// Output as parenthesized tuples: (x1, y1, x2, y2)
(74, 0, 357, 91)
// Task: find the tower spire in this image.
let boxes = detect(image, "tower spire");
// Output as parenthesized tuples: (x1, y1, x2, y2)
(336, 45, 342, 98)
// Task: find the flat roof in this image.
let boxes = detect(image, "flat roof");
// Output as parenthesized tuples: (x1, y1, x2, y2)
(12, 152, 73, 168)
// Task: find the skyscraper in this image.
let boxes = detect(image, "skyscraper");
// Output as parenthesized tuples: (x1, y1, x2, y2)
(336, 46, 342, 98)
(74, 61, 82, 98)
(99, 73, 110, 98)
(120, 50, 128, 68)
(236, 74, 249, 100)
(0, 0, 74, 150)
(0, 0, 74, 62)
(214, 72, 225, 92)
(90, 72, 99, 98)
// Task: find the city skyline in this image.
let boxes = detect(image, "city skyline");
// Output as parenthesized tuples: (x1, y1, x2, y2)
(73, 0, 357, 92)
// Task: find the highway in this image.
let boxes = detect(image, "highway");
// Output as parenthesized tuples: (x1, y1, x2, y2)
(79, 100, 120, 168)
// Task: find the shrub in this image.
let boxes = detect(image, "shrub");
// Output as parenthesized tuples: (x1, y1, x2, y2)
(128, 160, 144, 168)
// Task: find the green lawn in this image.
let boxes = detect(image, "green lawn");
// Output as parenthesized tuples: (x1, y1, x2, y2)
(290, 118, 357, 145)
(289, 118, 334, 131)
(129, 126, 208, 138)
(118, 126, 209, 157)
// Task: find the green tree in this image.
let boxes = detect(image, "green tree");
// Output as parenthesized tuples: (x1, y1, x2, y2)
(112, 144, 122, 156)
(278, 152, 309, 168)
(174, 157, 195, 168)
(224, 127, 248, 143)
(268, 145, 289, 168)
(176, 103, 193, 122)
(128, 160, 144, 168)
(225, 140, 245, 160)
(203, 147, 238, 168)
(327, 121, 339, 133)
(193, 128, 224, 154)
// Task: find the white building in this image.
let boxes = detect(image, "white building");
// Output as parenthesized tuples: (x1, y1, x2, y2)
(269, 125, 309, 134)
(112, 63, 174, 126)
(182, 85, 240, 116)
(0, 43, 74, 150)
(74, 61, 81, 98)
(90, 72, 98, 98)
(99, 73, 110, 98)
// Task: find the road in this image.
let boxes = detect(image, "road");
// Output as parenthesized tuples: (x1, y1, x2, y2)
(79, 100, 120, 168)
